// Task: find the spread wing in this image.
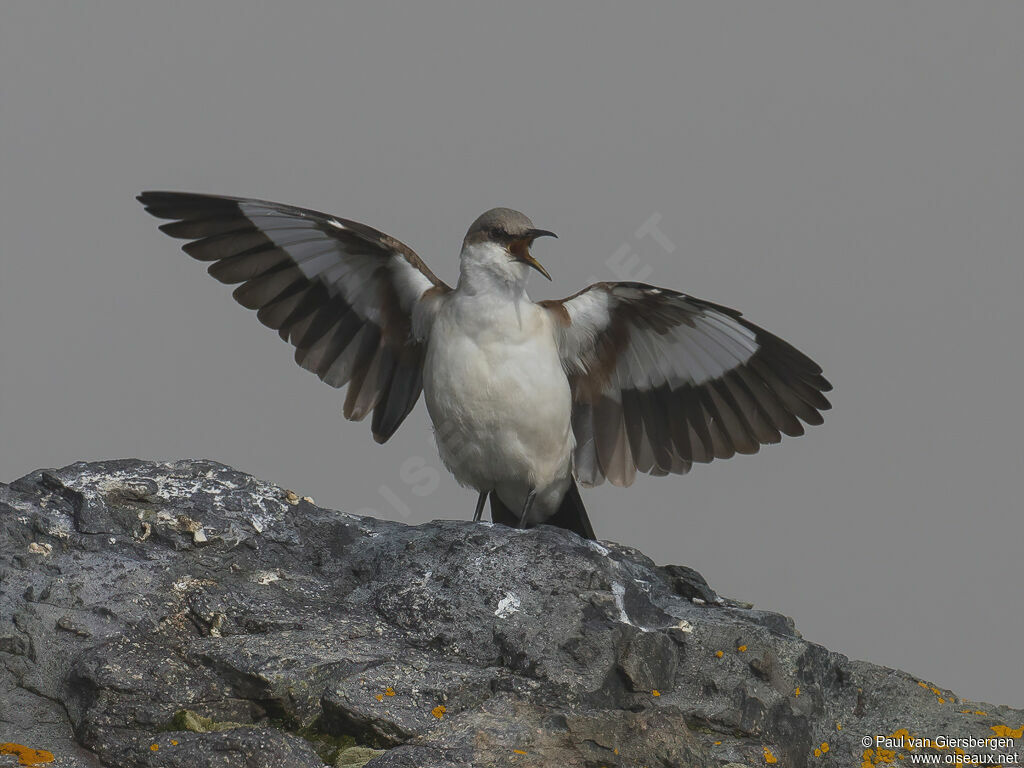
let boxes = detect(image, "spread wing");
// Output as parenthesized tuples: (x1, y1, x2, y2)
(542, 282, 832, 487)
(137, 191, 450, 443)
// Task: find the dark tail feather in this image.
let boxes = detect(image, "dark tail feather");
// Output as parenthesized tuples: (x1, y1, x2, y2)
(545, 479, 596, 540)
(488, 492, 519, 528)
(487, 480, 596, 540)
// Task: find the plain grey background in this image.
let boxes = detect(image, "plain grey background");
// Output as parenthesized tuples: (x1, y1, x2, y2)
(2, 2, 1022, 707)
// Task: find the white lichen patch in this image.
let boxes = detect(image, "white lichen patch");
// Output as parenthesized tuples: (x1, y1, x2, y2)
(28, 542, 53, 556)
(494, 592, 521, 619)
(251, 570, 280, 585)
(586, 540, 610, 556)
(611, 582, 649, 631)
(172, 576, 214, 593)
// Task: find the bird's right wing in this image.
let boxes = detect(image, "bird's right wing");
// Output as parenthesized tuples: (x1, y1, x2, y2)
(138, 191, 451, 443)
(542, 282, 831, 487)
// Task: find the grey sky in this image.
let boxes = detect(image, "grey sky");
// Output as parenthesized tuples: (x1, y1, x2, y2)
(2, 2, 1022, 707)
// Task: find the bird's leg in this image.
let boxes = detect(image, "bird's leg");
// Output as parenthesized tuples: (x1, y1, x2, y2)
(472, 491, 488, 522)
(517, 489, 538, 529)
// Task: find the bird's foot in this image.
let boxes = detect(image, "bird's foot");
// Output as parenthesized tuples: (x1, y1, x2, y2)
(517, 489, 537, 529)
(472, 491, 488, 523)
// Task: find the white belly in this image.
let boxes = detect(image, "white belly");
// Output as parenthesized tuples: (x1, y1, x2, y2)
(423, 295, 574, 522)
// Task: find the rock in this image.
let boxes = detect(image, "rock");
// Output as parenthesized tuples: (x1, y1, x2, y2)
(0, 459, 1021, 768)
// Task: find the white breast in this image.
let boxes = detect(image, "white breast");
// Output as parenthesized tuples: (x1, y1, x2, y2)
(423, 293, 574, 520)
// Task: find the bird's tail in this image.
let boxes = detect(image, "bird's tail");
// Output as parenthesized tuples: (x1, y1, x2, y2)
(488, 479, 596, 540)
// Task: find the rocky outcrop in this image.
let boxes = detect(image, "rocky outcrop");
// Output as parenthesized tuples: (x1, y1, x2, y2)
(1, 460, 1020, 767)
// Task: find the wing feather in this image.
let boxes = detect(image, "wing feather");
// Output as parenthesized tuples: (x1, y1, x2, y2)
(138, 191, 450, 442)
(542, 282, 831, 487)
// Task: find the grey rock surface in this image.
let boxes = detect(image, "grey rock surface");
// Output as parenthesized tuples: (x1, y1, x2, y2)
(0, 459, 1020, 767)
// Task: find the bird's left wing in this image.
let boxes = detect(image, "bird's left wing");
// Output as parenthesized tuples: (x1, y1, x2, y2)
(541, 282, 832, 487)
(137, 191, 451, 442)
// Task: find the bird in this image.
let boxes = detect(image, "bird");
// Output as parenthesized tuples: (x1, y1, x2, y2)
(137, 192, 831, 540)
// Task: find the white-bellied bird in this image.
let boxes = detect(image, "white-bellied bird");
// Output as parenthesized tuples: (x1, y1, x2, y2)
(138, 192, 832, 540)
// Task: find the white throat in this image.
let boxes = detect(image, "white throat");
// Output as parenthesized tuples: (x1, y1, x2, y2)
(457, 241, 531, 298)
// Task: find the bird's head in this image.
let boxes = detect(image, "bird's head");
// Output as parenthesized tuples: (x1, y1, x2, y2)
(460, 208, 556, 289)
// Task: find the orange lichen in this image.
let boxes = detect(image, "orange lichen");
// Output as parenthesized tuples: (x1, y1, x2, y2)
(794, 687, 800, 697)
(431, 705, 446, 719)
(513, 749, 527, 755)
(738, 645, 748, 652)
(375, 694, 384, 702)
(715, 650, 724, 659)
(149, 744, 159, 752)
(991, 724, 1024, 739)
(651, 689, 661, 697)
(170, 740, 178, 746)
(384, 687, 395, 697)
(0, 744, 55, 766)
(714, 741, 722, 746)
(916, 681, 956, 705)
(763, 746, 778, 763)
(862, 743, 901, 767)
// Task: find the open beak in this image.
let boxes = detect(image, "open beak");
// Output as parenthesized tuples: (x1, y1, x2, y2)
(516, 229, 556, 280)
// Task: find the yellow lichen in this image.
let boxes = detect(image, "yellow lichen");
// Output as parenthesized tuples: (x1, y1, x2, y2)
(821, 742, 829, 753)
(0, 744, 55, 766)
(715, 650, 724, 659)
(763, 746, 778, 763)
(794, 687, 800, 697)
(170, 710, 248, 733)
(149, 744, 159, 752)
(652, 689, 661, 697)
(714, 741, 722, 746)
(814, 748, 821, 757)
(431, 705, 446, 719)
(836, 722, 842, 731)
(336, 746, 386, 767)
(738, 645, 748, 652)
(513, 749, 527, 755)
(170, 740, 178, 746)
